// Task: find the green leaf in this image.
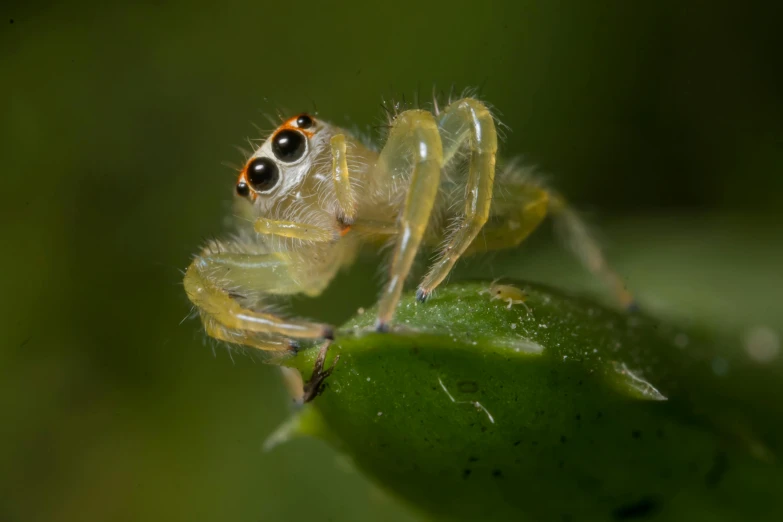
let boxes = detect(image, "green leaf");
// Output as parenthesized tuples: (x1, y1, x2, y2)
(278, 281, 783, 522)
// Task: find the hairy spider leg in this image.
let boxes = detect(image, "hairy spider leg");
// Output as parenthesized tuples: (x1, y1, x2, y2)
(548, 193, 637, 311)
(184, 251, 336, 350)
(417, 98, 498, 301)
(374, 110, 444, 330)
(254, 218, 337, 242)
(464, 177, 636, 311)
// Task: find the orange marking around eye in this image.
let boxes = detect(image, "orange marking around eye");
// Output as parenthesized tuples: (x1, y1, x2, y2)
(278, 115, 315, 138)
(237, 170, 257, 201)
(339, 225, 352, 237)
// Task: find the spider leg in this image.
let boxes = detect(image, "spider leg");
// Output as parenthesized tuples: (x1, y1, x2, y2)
(417, 98, 498, 301)
(184, 250, 335, 349)
(374, 110, 444, 330)
(350, 219, 398, 238)
(463, 175, 637, 311)
(548, 192, 637, 311)
(254, 218, 338, 242)
(202, 315, 298, 353)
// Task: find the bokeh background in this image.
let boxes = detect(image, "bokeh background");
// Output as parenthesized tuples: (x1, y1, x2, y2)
(2, 1, 782, 521)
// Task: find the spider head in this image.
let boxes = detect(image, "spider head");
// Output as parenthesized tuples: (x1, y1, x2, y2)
(236, 113, 333, 211)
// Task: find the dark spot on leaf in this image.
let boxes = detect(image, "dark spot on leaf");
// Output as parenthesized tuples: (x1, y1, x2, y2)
(656, 429, 664, 438)
(462, 468, 471, 479)
(457, 380, 478, 393)
(632, 430, 642, 439)
(575, 414, 581, 421)
(612, 497, 660, 520)
(558, 460, 565, 469)
(468, 456, 479, 463)
(597, 411, 603, 419)
(513, 440, 521, 446)
(560, 435, 567, 443)
(492, 469, 503, 478)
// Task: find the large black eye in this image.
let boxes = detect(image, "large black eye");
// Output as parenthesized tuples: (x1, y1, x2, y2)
(246, 157, 279, 192)
(272, 129, 306, 162)
(296, 114, 313, 129)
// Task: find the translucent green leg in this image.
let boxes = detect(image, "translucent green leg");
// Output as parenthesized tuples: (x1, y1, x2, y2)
(184, 252, 334, 349)
(375, 110, 443, 330)
(351, 219, 397, 237)
(548, 193, 637, 311)
(255, 218, 337, 242)
(417, 98, 498, 301)
(463, 180, 636, 311)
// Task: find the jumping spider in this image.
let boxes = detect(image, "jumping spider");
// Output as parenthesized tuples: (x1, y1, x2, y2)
(184, 94, 635, 384)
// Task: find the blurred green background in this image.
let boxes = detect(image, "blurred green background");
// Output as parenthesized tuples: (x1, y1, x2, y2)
(1, 1, 782, 521)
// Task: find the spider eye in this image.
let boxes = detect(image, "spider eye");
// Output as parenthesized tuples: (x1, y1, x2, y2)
(296, 114, 313, 129)
(236, 181, 250, 197)
(246, 157, 280, 193)
(272, 129, 306, 162)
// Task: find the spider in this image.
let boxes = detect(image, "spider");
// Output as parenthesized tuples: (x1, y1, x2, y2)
(183, 93, 635, 358)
